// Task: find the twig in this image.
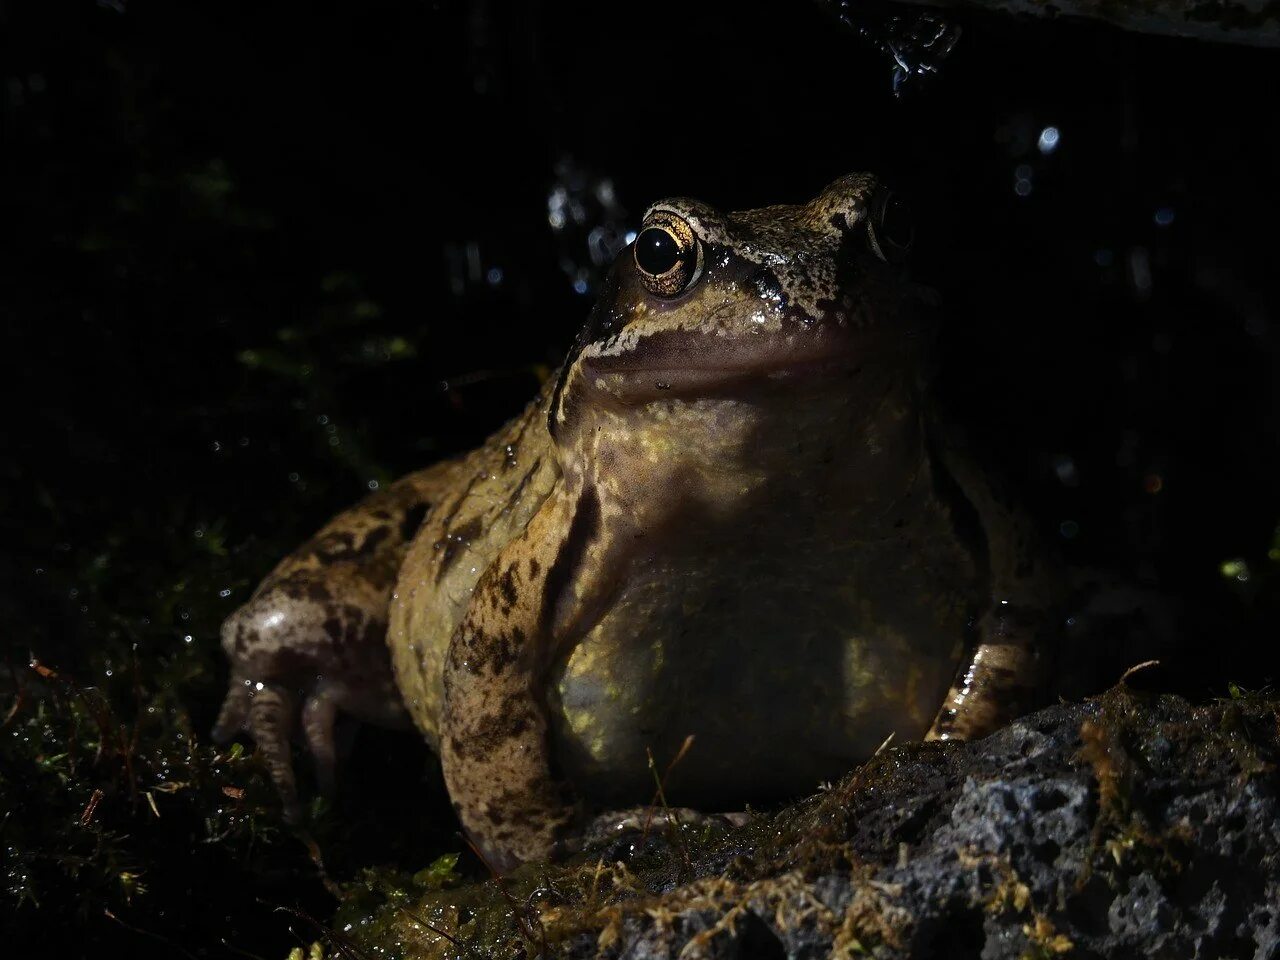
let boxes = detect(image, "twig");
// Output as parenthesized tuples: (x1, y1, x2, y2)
(80, 788, 105, 825)
(1120, 660, 1161, 684)
(395, 905, 482, 958)
(126, 644, 144, 806)
(1, 654, 26, 731)
(641, 735, 697, 873)
(103, 908, 201, 960)
(272, 904, 370, 960)
(297, 829, 343, 900)
(462, 833, 545, 954)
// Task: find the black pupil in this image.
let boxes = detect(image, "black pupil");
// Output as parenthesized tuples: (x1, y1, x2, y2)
(635, 228, 682, 275)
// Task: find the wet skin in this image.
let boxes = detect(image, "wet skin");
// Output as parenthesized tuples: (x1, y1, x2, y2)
(214, 174, 1056, 869)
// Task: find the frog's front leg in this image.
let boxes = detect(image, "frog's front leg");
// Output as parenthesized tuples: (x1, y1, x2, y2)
(925, 425, 1062, 742)
(440, 486, 603, 871)
(926, 604, 1042, 741)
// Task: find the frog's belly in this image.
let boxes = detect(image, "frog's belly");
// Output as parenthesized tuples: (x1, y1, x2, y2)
(548, 553, 968, 807)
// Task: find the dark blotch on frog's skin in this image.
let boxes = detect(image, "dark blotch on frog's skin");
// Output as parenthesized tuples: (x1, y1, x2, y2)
(400, 502, 429, 541)
(497, 566, 520, 611)
(435, 516, 484, 582)
(501, 460, 542, 515)
(537, 485, 601, 635)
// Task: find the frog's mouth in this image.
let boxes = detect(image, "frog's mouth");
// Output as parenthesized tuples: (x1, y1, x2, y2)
(577, 326, 913, 404)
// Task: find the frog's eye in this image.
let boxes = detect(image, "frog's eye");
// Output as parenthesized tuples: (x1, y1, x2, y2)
(865, 189, 914, 264)
(633, 212, 704, 297)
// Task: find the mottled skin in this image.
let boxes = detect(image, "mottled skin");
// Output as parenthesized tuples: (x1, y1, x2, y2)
(217, 173, 1057, 868)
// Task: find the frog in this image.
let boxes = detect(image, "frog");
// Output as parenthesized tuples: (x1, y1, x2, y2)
(213, 172, 1057, 871)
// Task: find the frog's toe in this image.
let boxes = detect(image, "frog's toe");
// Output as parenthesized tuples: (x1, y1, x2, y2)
(301, 688, 339, 797)
(211, 675, 251, 743)
(245, 682, 302, 822)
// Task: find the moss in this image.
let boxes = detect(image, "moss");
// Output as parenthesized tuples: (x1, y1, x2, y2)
(0, 654, 310, 948)
(1020, 915, 1074, 958)
(1076, 685, 1277, 889)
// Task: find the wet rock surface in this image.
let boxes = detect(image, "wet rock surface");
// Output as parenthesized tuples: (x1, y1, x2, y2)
(362, 687, 1280, 959)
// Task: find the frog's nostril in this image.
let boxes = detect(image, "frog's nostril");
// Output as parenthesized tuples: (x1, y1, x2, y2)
(750, 268, 785, 305)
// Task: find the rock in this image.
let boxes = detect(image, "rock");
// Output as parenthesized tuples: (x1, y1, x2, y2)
(349, 687, 1280, 959)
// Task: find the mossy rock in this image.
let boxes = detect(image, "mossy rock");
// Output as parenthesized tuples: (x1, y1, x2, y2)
(330, 685, 1280, 959)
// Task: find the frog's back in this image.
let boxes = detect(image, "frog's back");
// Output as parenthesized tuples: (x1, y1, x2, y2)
(388, 388, 560, 748)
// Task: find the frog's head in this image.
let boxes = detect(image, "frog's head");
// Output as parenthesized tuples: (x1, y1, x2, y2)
(550, 173, 929, 434)
(549, 174, 935, 501)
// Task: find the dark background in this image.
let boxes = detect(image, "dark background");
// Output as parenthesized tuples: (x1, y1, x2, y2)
(1, 1, 1277, 956)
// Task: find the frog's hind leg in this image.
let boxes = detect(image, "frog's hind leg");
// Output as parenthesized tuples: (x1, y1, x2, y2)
(212, 460, 463, 819)
(924, 418, 1063, 742)
(214, 584, 386, 820)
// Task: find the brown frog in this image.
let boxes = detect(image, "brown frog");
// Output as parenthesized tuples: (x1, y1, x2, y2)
(213, 173, 1056, 870)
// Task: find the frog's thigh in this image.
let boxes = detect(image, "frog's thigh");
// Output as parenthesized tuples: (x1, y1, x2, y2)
(927, 606, 1041, 741)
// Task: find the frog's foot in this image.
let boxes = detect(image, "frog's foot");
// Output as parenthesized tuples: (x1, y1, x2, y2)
(927, 606, 1041, 742)
(211, 676, 349, 823)
(210, 678, 303, 821)
(300, 688, 339, 797)
(214, 577, 411, 822)
(575, 807, 753, 856)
